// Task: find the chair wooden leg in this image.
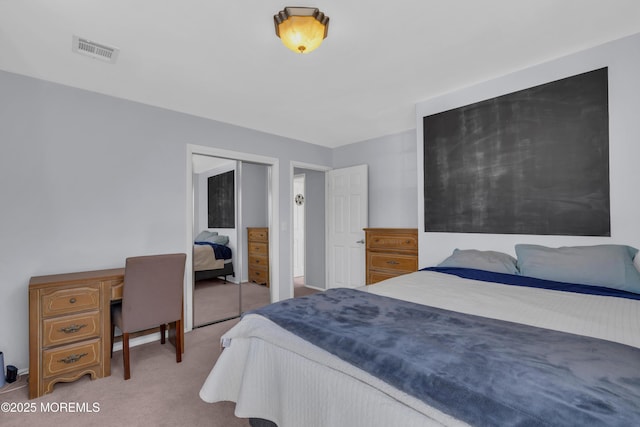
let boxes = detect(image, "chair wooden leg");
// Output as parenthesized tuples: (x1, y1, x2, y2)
(160, 324, 166, 345)
(175, 319, 182, 364)
(110, 322, 115, 359)
(123, 332, 131, 380)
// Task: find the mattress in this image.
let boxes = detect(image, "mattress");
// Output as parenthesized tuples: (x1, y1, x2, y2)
(199, 270, 640, 426)
(193, 244, 227, 271)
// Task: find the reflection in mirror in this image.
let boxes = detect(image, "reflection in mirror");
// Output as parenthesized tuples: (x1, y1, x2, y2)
(191, 155, 271, 327)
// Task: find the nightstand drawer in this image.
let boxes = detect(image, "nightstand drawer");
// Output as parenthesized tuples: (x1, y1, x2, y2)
(248, 255, 268, 268)
(248, 229, 268, 242)
(41, 286, 100, 317)
(249, 242, 268, 256)
(367, 233, 418, 252)
(368, 270, 404, 285)
(249, 269, 269, 285)
(369, 253, 417, 273)
(43, 311, 101, 347)
(42, 339, 101, 378)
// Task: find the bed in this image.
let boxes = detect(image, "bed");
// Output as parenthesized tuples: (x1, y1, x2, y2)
(199, 245, 640, 426)
(193, 231, 234, 282)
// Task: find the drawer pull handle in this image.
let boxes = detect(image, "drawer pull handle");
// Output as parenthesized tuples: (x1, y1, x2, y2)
(386, 260, 400, 265)
(59, 324, 87, 334)
(58, 353, 88, 364)
(69, 298, 77, 304)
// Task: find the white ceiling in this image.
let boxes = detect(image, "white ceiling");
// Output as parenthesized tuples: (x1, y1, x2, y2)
(2, 1, 640, 148)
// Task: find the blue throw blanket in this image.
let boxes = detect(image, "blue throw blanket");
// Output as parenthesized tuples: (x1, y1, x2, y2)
(194, 242, 232, 259)
(250, 288, 640, 427)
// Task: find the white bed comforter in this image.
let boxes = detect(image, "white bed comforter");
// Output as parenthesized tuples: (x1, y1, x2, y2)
(193, 244, 225, 271)
(199, 270, 640, 426)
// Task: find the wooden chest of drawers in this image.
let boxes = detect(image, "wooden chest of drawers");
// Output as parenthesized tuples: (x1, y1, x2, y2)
(364, 228, 418, 285)
(247, 227, 269, 287)
(28, 269, 122, 399)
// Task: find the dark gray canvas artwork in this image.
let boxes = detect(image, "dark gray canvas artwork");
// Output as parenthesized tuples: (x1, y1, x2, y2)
(208, 170, 235, 228)
(423, 67, 610, 236)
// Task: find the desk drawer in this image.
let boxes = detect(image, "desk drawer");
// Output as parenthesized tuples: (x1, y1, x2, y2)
(41, 286, 100, 317)
(43, 311, 100, 347)
(43, 339, 101, 378)
(369, 253, 417, 273)
(109, 279, 124, 301)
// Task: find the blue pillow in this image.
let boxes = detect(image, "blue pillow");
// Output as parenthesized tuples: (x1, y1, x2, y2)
(515, 244, 640, 294)
(438, 249, 518, 275)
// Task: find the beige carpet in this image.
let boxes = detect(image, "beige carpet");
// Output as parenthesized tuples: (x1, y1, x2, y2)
(194, 280, 271, 326)
(1, 319, 248, 427)
(2, 282, 321, 426)
(194, 279, 319, 326)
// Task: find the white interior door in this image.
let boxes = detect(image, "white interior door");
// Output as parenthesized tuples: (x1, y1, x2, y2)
(293, 174, 305, 278)
(327, 164, 368, 288)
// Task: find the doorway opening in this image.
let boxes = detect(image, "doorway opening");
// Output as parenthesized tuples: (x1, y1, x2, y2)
(290, 162, 331, 298)
(293, 173, 305, 287)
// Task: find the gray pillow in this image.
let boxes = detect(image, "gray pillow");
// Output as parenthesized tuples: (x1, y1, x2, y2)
(438, 249, 518, 275)
(195, 230, 218, 242)
(200, 234, 229, 245)
(515, 244, 640, 293)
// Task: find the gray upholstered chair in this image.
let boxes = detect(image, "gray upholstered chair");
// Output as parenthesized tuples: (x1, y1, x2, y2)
(110, 253, 186, 380)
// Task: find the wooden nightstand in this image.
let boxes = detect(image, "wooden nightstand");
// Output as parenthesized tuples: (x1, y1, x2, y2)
(364, 228, 418, 285)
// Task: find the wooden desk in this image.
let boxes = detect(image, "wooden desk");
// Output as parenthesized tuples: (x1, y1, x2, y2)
(29, 268, 183, 399)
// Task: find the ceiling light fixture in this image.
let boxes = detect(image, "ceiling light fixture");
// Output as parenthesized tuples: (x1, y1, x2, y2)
(274, 7, 329, 54)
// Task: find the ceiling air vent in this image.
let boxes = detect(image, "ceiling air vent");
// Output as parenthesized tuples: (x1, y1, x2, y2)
(72, 35, 119, 64)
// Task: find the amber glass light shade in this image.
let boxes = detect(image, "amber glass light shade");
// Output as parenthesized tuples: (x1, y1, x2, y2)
(274, 7, 329, 54)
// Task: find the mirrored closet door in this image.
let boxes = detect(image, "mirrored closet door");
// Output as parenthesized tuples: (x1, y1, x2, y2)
(191, 156, 271, 327)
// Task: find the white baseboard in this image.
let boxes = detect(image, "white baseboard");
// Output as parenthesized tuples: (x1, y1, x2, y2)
(111, 331, 164, 352)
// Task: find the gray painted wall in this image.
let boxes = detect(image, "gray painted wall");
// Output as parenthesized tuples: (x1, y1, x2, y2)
(241, 162, 269, 282)
(333, 130, 418, 228)
(0, 70, 331, 371)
